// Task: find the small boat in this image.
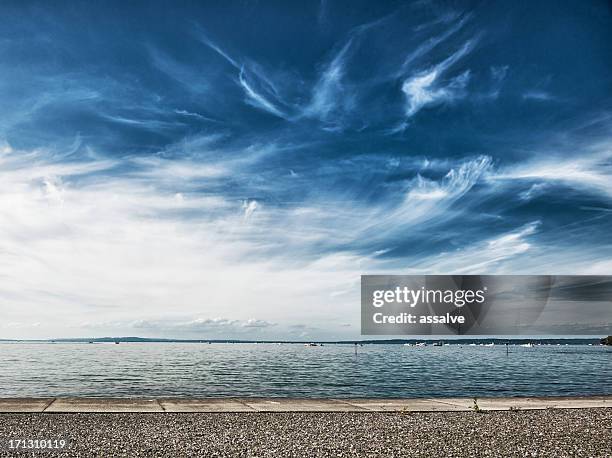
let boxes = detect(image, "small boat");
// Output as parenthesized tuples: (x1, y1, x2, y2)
(520, 343, 533, 348)
(114, 341, 120, 344)
(403, 343, 414, 346)
(304, 343, 320, 347)
(484, 343, 495, 347)
(415, 342, 427, 347)
(433, 341, 443, 346)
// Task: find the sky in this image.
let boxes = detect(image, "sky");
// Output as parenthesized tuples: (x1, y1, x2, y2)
(1, 0, 611, 340)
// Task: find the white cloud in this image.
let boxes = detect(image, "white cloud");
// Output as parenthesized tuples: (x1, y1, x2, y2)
(238, 67, 288, 119)
(416, 221, 541, 274)
(382, 155, 491, 229)
(196, 31, 292, 120)
(242, 199, 258, 219)
(402, 40, 475, 117)
(492, 145, 612, 200)
(519, 183, 548, 201)
(0, 146, 371, 339)
(3, 138, 608, 340)
(304, 39, 353, 122)
(400, 13, 472, 71)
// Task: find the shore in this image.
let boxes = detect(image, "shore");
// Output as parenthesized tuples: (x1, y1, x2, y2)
(0, 408, 610, 457)
(0, 396, 609, 412)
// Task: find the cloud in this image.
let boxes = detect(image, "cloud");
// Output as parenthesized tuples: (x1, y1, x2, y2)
(100, 114, 185, 130)
(400, 13, 472, 71)
(303, 39, 353, 124)
(241, 318, 276, 328)
(484, 65, 509, 99)
(519, 183, 548, 201)
(401, 40, 475, 117)
(375, 155, 492, 233)
(196, 30, 292, 120)
(238, 67, 288, 119)
(79, 316, 277, 337)
(2, 4, 611, 340)
(490, 65, 508, 83)
(522, 90, 554, 101)
(42, 176, 65, 206)
(492, 145, 612, 200)
(148, 47, 209, 93)
(416, 221, 541, 274)
(197, 32, 241, 70)
(134, 317, 277, 332)
(0, 144, 371, 339)
(242, 199, 258, 219)
(302, 16, 389, 127)
(402, 39, 475, 117)
(173, 109, 218, 122)
(2, 139, 610, 339)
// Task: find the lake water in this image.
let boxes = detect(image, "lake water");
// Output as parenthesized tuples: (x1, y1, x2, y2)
(0, 343, 610, 398)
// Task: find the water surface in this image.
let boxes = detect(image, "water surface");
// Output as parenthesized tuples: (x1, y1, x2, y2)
(0, 343, 609, 397)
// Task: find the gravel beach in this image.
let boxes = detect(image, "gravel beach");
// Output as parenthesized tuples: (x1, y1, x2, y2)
(0, 409, 610, 457)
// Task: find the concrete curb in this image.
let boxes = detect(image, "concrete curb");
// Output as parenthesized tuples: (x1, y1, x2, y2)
(0, 396, 609, 413)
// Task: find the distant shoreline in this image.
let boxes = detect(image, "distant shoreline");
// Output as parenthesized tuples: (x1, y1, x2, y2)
(0, 337, 606, 345)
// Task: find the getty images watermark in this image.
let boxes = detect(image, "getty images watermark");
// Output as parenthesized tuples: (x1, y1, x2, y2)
(361, 275, 612, 336)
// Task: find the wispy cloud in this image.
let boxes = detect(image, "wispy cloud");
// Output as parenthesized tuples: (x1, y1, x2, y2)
(148, 47, 209, 93)
(1, 2, 611, 340)
(242, 199, 258, 219)
(400, 13, 472, 72)
(197, 33, 241, 69)
(492, 145, 612, 200)
(415, 221, 541, 274)
(196, 30, 292, 120)
(303, 39, 354, 124)
(0, 144, 369, 339)
(401, 39, 476, 117)
(238, 67, 289, 119)
(374, 155, 491, 233)
(522, 90, 555, 101)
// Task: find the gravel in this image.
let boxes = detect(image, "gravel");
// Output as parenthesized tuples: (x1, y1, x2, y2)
(0, 409, 610, 457)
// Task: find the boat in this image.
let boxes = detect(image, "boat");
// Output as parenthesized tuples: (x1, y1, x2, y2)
(415, 342, 427, 347)
(433, 341, 443, 346)
(520, 343, 533, 348)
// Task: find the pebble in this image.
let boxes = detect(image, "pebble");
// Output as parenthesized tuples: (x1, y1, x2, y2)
(0, 408, 610, 457)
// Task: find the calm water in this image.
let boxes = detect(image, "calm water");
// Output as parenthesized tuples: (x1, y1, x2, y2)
(0, 343, 610, 398)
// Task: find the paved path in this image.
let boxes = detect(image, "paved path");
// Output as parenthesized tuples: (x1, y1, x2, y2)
(0, 396, 609, 413)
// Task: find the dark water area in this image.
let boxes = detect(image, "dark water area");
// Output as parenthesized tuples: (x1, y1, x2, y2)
(1, 342, 610, 398)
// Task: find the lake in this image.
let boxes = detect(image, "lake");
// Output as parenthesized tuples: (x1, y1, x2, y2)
(0, 343, 609, 398)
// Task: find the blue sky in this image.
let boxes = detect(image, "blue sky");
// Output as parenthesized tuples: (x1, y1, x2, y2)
(1, 1, 611, 339)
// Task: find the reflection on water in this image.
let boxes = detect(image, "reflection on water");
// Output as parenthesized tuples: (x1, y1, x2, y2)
(0, 343, 610, 397)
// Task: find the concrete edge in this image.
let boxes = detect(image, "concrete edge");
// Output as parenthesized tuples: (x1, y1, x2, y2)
(0, 396, 609, 413)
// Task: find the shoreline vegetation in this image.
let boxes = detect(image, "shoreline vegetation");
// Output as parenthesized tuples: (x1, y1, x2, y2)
(0, 337, 608, 345)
